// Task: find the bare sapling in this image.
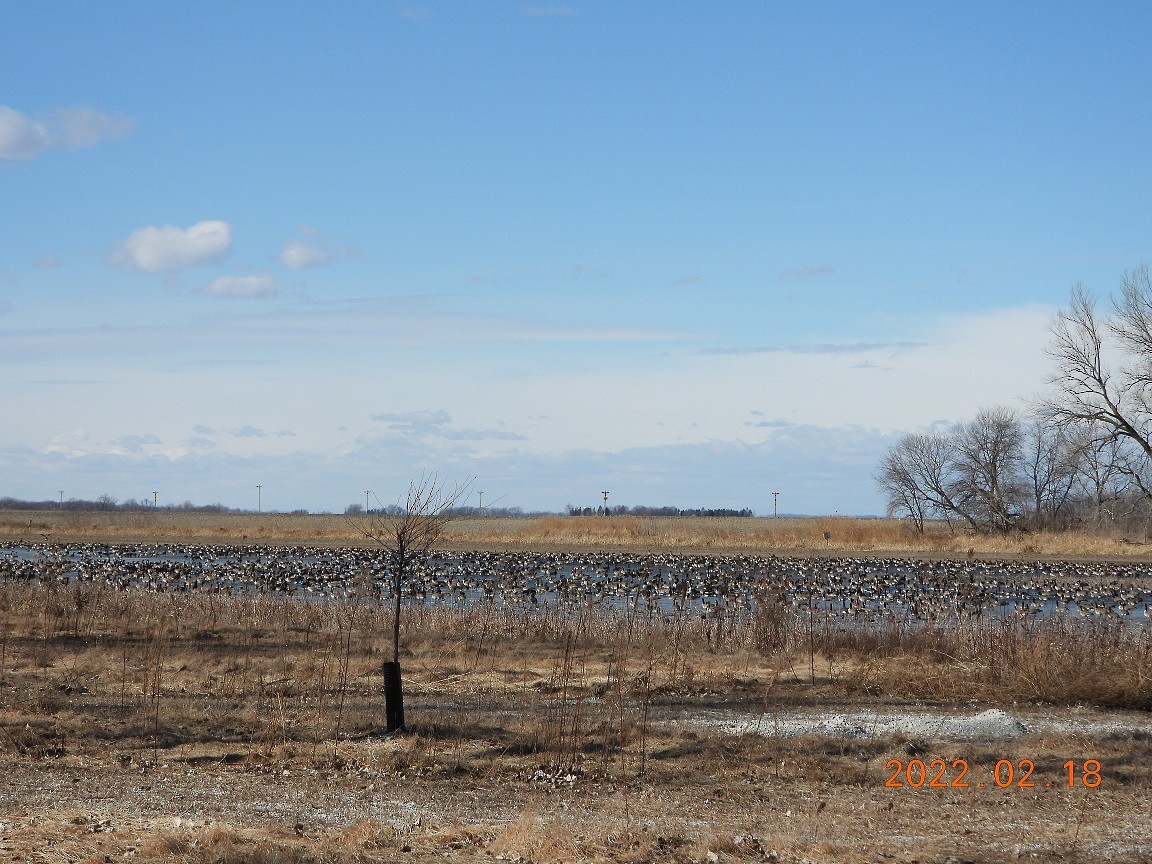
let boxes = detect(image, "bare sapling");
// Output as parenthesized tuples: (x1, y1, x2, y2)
(359, 472, 472, 733)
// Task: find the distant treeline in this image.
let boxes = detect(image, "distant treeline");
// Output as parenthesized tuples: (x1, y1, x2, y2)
(0, 495, 234, 513)
(565, 505, 754, 517)
(344, 504, 550, 518)
(3, 495, 754, 519)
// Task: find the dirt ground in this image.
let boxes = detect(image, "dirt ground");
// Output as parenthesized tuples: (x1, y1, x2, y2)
(3, 663, 1151, 863)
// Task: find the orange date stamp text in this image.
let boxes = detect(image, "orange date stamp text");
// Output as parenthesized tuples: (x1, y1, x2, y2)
(884, 758, 1102, 789)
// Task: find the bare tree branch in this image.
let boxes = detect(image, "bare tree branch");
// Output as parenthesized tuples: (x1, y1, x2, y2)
(1043, 273, 1152, 465)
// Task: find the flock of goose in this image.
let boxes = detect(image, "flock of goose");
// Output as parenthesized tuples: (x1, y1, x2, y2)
(1, 540, 1151, 625)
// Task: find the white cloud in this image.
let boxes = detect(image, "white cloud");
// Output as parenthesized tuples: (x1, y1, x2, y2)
(113, 220, 232, 273)
(280, 238, 331, 270)
(48, 106, 134, 149)
(0, 106, 49, 159)
(36, 252, 61, 269)
(0, 104, 132, 160)
(203, 274, 276, 298)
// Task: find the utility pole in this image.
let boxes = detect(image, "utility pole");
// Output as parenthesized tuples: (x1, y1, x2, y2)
(477, 490, 484, 515)
(256, 485, 262, 513)
(58, 491, 63, 507)
(152, 491, 158, 508)
(772, 491, 779, 517)
(602, 490, 610, 515)
(366, 490, 371, 514)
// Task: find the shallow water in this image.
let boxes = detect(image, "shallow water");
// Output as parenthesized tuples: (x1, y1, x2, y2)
(1, 540, 1150, 626)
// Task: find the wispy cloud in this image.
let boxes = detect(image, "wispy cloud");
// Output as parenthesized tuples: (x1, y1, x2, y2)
(371, 409, 451, 430)
(0, 299, 681, 365)
(0, 104, 133, 160)
(24, 378, 111, 385)
(707, 341, 924, 356)
(777, 265, 836, 282)
(280, 236, 331, 270)
(36, 253, 61, 269)
(113, 433, 162, 453)
(50, 107, 134, 149)
(203, 274, 276, 298)
(111, 220, 232, 273)
(370, 409, 526, 441)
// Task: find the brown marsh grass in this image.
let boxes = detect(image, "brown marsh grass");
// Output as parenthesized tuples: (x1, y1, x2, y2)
(1, 580, 1149, 748)
(5, 509, 1152, 559)
(2, 581, 1151, 862)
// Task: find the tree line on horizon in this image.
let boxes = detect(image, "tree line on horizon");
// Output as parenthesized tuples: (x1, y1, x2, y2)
(877, 266, 1152, 535)
(0, 495, 235, 513)
(0, 495, 758, 518)
(565, 504, 754, 517)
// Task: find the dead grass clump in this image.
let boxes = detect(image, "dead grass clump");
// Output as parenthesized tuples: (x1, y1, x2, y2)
(524, 514, 650, 544)
(837, 618, 1152, 708)
(486, 807, 676, 864)
(136, 823, 312, 863)
(485, 807, 571, 862)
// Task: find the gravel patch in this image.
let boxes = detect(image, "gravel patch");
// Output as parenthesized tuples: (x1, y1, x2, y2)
(672, 706, 1152, 741)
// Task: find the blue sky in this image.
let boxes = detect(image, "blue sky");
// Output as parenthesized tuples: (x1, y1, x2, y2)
(3, 2, 1151, 515)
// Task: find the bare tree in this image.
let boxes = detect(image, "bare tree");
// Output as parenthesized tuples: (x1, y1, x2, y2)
(1043, 268, 1152, 477)
(875, 431, 981, 532)
(953, 407, 1025, 532)
(360, 472, 472, 732)
(1021, 419, 1079, 530)
(876, 439, 930, 532)
(1070, 427, 1139, 527)
(877, 409, 1033, 534)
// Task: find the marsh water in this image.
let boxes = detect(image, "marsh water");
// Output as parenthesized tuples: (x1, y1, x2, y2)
(2, 540, 1151, 626)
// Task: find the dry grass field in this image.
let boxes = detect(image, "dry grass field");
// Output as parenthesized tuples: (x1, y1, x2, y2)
(1, 571, 1150, 863)
(4, 510, 1152, 559)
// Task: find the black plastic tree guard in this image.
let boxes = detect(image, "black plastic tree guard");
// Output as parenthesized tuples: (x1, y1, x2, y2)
(383, 661, 406, 733)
